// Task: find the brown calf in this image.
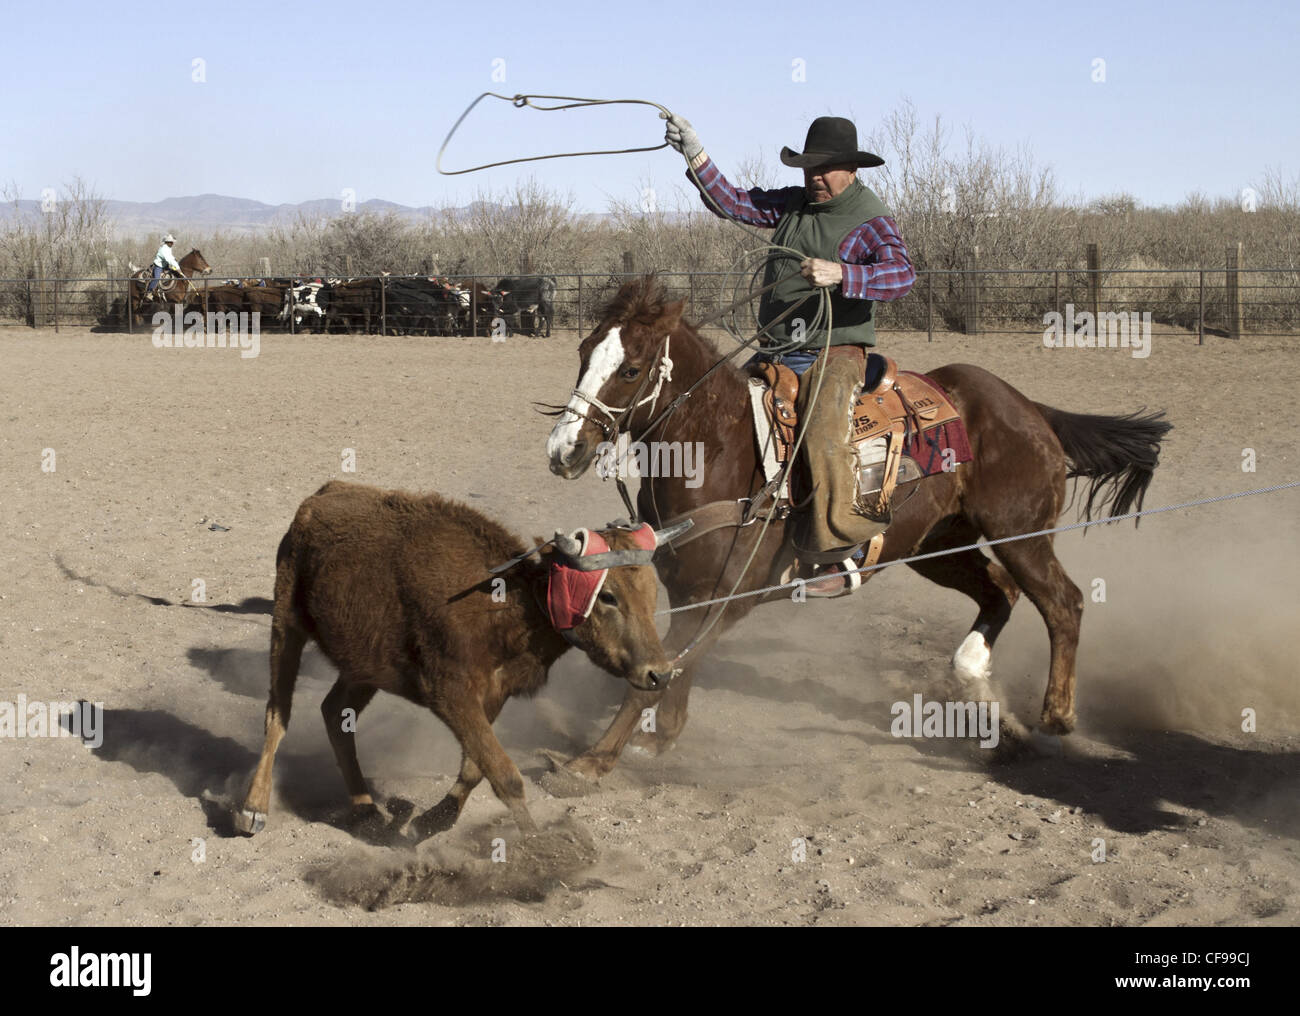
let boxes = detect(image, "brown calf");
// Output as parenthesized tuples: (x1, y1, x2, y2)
(235, 480, 673, 841)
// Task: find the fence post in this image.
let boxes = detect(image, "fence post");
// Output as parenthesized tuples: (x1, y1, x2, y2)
(289, 284, 296, 335)
(1226, 243, 1243, 340)
(105, 260, 115, 323)
(1198, 269, 1205, 345)
(689, 273, 696, 321)
(380, 274, 387, 336)
(1086, 243, 1101, 327)
(963, 249, 979, 335)
(471, 280, 478, 336)
(52, 276, 59, 333)
(1053, 270, 1060, 321)
(36, 261, 46, 328)
(926, 270, 933, 342)
(126, 269, 133, 333)
(577, 274, 584, 337)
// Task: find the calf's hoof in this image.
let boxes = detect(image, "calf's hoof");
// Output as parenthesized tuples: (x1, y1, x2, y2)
(410, 797, 460, 844)
(347, 802, 387, 833)
(233, 809, 266, 836)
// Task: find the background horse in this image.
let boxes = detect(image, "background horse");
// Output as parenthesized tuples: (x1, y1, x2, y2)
(545, 276, 1171, 779)
(129, 249, 212, 311)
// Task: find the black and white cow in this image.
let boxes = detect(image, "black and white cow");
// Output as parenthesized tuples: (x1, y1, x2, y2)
(279, 282, 328, 332)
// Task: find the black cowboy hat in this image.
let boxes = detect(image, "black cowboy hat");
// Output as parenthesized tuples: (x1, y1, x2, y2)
(780, 116, 884, 169)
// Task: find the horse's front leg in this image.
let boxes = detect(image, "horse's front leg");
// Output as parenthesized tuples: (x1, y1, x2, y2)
(563, 684, 664, 781)
(564, 587, 722, 777)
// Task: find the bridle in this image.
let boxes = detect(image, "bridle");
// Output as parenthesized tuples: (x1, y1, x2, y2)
(562, 332, 673, 444)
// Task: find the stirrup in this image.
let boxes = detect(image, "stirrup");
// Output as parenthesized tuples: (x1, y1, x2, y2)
(804, 557, 863, 599)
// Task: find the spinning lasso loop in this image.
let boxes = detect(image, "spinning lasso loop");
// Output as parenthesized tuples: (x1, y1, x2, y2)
(437, 90, 839, 666)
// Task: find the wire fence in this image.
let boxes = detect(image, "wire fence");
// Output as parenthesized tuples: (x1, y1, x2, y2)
(3, 265, 1297, 340)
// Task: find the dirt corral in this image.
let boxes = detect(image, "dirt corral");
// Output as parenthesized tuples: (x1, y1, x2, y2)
(0, 321, 1295, 926)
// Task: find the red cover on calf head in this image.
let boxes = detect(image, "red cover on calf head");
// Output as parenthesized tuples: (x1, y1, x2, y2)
(628, 522, 656, 552)
(546, 529, 610, 631)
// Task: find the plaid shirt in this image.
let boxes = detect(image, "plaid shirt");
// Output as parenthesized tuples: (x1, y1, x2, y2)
(687, 157, 915, 302)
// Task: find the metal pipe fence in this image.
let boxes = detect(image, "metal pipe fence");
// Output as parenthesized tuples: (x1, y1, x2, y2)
(2, 267, 1297, 339)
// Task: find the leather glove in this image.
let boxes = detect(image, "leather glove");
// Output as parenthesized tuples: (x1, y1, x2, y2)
(800, 257, 843, 288)
(660, 112, 703, 161)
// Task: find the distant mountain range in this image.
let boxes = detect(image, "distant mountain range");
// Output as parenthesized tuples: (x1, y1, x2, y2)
(0, 194, 612, 237)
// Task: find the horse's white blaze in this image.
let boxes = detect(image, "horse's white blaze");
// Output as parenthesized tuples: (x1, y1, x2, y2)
(546, 326, 625, 463)
(952, 631, 994, 699)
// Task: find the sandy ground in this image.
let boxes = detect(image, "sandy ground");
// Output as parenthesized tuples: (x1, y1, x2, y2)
(0, 319, 1296, 927)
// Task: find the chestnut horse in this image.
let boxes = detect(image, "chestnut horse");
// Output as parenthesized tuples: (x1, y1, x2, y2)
(129, 249, 212, 310)
(545, 277, 1171, 778)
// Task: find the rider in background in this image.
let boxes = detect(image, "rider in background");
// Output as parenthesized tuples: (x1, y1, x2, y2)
(145, 233, 182, 300)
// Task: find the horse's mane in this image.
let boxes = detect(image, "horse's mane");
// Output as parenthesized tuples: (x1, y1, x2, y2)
(599, 274, 677, 327)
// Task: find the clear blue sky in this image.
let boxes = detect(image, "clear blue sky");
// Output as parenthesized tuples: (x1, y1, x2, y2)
(2, 0, 1295, 212)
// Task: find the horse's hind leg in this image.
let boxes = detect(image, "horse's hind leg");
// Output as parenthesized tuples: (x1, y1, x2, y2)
(988, 535, 1083, 735)
(236, 620, 306, 835)
(906, 521, 1021, 703)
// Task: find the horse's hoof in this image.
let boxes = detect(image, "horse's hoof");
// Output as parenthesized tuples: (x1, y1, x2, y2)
(233, 809, 266, 836)
(1039, 712, 1077, 736)
(537, 748, 573, 772)
(627, 728, 679, 757)
(562, 755, 608, 782)
(628, 738, 677, 758)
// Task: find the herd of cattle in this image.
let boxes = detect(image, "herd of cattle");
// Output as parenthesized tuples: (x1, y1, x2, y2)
(164, 275, 558, 337)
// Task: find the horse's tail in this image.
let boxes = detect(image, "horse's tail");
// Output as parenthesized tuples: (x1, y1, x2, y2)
(1034, 403, 1173, 523)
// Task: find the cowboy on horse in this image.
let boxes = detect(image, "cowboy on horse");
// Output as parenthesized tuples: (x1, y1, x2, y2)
(144, 233, 183, 302)
(663, 113, 916, 595)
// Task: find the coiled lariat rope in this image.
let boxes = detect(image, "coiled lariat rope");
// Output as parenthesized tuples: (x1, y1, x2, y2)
(437, 90, 838, 666)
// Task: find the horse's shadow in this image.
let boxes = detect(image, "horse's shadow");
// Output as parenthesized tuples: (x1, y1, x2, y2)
(693, 655, 1300, 840)
(695, 653, 917, 728)
(993, 727, 1300, 840)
